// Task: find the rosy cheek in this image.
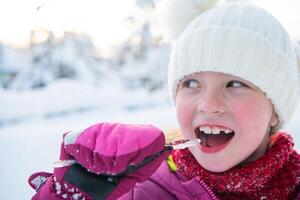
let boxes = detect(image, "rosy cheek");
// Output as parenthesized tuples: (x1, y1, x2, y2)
(232, 101, 255, 128)
(176, 98, 194, 138)
(232, 97, 270, 132)
(176, 104, 190, 126)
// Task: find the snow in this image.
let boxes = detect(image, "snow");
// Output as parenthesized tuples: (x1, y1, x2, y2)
(0, 79, 300, 200)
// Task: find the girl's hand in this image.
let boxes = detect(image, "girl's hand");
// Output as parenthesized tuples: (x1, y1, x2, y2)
(29, 122, 171, 200)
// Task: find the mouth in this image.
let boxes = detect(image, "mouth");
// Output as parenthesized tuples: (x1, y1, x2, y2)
(195, 125, 235, 153)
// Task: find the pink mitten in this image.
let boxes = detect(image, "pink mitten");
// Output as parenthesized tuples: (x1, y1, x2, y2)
(29, 122, 171, 200)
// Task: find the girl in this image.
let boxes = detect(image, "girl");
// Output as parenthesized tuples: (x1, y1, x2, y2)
(29, 1, 300, 199)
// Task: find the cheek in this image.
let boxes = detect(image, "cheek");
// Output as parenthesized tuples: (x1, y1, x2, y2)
(233, 98, 272, 145)
(231, 97, 272, 132)
(233, 101, 257, 128)
(175, 96, 195, 137)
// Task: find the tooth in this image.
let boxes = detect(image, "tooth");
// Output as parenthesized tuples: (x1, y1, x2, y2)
(225, 129, 231, 134)
(199, 127, 205, 132)
(212, 127, 220, 134)
(204, 127, 212, 134)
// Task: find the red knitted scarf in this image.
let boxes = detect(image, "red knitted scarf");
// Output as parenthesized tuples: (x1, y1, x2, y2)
(172, 132, 300, 200)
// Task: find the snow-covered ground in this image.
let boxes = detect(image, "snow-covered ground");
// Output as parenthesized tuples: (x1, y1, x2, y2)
(1, 80, 299, 200)
(0, 80, 177, 200)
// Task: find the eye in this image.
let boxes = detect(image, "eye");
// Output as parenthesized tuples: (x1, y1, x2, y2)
(226, 80, 248, 88)
(182, 79, 199, 88)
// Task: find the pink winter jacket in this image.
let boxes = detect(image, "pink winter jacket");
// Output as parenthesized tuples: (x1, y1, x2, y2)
(119, 160, 219, 200)
(30, 160, 219, 200)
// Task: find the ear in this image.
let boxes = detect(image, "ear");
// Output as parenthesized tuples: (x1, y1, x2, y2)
(270, 112, 279, 127)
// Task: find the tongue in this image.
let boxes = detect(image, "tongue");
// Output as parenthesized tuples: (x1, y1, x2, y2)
(205, 133, 232, 147)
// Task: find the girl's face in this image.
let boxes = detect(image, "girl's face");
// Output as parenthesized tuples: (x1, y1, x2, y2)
(175, 72, 278, 172)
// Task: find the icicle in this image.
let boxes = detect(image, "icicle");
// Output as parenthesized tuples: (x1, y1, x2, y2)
(167, 139, 201, 150)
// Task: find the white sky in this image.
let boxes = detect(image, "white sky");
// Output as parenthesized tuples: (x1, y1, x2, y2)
(0, 0, 136, 49)
(0, 0, 299, 49)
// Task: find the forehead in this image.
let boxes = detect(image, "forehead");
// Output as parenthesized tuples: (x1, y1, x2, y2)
(183, 71, 239, 79)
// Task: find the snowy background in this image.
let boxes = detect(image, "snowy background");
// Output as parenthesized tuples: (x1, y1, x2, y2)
(1, 0, 300, 199)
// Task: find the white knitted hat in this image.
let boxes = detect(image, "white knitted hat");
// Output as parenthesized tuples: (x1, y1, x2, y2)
(166, 2, 300, 130)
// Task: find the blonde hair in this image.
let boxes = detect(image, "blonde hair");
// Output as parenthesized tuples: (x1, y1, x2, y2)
(164, 128, 183, 144)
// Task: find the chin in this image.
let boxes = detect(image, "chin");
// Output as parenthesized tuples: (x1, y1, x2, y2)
(201, 163, 232, 173)
(190, 148, 239, 173)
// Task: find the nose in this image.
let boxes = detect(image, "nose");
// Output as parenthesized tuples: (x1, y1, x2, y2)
(196, 90, 226, 115)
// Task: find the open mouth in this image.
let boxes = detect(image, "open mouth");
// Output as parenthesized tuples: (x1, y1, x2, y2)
(195, 126, 235, 148)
